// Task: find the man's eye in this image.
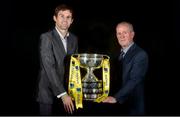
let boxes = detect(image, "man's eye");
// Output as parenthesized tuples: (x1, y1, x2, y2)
(67, 16, 72, 19)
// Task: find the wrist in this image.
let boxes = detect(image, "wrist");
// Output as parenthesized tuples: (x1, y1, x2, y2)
(61, 94, 68, 101)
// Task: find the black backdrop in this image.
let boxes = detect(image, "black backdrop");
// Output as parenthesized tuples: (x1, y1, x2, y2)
(0, 0, 179, 115)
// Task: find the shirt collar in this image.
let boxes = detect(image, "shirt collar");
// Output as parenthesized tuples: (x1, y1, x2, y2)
(55, 27, 69, 40)
(121, 42, 134, 54)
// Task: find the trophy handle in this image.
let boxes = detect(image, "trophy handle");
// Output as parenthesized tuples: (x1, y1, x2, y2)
(102, 55, 110, 59)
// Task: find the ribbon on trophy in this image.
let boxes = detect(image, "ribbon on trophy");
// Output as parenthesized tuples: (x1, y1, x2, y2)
(68, 55, 83, 109)
(94, 57, 110, 103)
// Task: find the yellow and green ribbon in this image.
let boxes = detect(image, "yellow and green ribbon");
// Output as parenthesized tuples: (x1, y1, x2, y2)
(94, 57, 110, 103)
(68, 55, 83, 109)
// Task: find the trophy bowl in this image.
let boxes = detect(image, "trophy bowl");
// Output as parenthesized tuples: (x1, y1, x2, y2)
(79, 54, 103, 68)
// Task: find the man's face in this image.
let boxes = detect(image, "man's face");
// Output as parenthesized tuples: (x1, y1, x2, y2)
(116, 24, 134, 48)
(53, 10, 73, 30)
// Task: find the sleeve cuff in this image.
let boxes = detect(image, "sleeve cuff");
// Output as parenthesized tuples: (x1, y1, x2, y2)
(57, 92, 67, 98)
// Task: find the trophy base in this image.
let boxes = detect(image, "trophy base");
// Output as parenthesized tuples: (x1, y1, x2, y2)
(83, 93, 102, 100)
(82, 80, 103, 101)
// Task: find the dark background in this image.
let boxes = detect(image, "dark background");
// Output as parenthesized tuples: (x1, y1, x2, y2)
(0, 0, 179, 115)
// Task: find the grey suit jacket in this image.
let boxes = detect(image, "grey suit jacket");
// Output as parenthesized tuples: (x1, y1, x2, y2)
(36, 28, 78, 104)
(114, 43, 148, 115)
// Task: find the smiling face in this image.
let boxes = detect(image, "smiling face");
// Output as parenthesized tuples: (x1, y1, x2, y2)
(53, 9, 73, 31)
(116, 23, 135, 48)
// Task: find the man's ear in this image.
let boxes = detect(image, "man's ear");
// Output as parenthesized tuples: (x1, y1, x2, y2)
(71, 19, 74, 24)
(131, 31, 135, 39)
(53, 15, 56, 22)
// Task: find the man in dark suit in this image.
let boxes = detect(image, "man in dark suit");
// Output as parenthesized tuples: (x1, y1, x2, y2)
(36, 4, 78, 115)
(103, 21, 148, 115)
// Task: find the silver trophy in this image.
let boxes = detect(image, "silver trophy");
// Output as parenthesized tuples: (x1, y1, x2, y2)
(72, 53, 110, 101)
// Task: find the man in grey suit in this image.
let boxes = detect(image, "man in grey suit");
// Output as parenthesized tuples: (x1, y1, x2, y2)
(36, 4, 78, 115)
(103, 21, 148, 115)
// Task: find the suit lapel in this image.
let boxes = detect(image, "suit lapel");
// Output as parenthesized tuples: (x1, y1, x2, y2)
(121, 44, 137, 82)
(123, 43, 138, 65)
(67, 34, 75, 55)
(52, 29, 66, 55)
(67, 36, 71, 54)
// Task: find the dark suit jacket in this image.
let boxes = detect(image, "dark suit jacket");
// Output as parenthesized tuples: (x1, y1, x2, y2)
(114, 43, 148, 115)
(36, 28, 78, 104)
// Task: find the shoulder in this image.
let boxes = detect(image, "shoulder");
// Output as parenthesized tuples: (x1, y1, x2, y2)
(39, 30, 54, 46)
(69, 32, 78, 41)
(40, 30, 53, 39)
(134, 44, 148, 60)
(40, 30, 54, 42)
